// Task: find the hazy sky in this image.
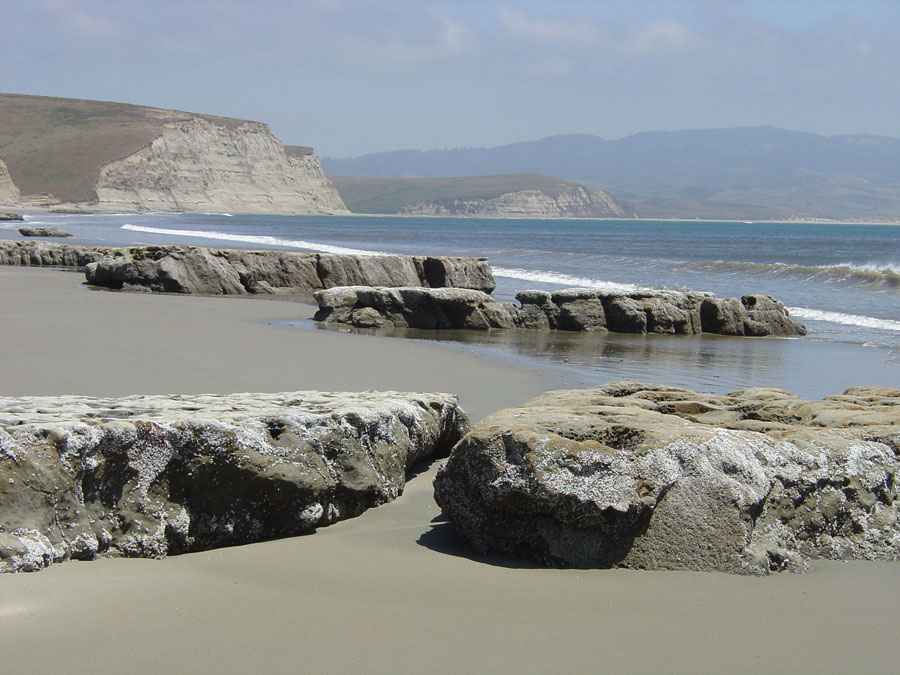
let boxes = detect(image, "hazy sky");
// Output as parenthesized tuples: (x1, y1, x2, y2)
(5, 0, 900, 156)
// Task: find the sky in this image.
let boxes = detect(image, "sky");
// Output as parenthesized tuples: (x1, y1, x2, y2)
(4, 0, 900, 157)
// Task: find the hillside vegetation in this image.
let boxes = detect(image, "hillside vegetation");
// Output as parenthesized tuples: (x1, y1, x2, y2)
(331, 174, 592, 213)
(0, 93, 250, 203)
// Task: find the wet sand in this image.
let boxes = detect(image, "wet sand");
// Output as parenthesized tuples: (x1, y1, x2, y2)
(1, 267, 898, 673)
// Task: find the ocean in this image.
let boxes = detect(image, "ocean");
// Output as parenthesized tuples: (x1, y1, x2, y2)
(5, 211, 898, 398)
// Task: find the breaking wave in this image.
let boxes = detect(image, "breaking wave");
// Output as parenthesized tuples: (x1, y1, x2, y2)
(491, 266, 648, 293)
(120, 224, 387, 256)
(688, 260, 900, 289)
(788, 307, 900, 332)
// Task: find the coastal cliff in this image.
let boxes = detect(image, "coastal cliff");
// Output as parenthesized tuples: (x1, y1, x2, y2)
(95, 118, 347, 214)
(329, 174, 635, 219)
(399, 185, 632, 218)
(0, 157, 19, 207)
(0, 93, 348, 215)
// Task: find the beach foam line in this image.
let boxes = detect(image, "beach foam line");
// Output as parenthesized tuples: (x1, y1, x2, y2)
(788, 307, 900, 332)
(121, 224, 387, 256)
(688, 260, 900, 288)
(491, 266, 648, 293)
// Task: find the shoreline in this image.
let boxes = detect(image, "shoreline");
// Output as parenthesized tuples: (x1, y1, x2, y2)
(4, 205, 900, 226)
(1, 267, 898, 672)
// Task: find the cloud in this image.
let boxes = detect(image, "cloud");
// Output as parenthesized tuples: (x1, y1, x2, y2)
(497, 5, 605, 44)
(623, 18, 703, 57)
(36, 0, 126, 40)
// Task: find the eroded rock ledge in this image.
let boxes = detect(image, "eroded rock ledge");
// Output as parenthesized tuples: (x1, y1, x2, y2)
(0, 391, 469, 572)
(0, 241, 496, 295)
(433, 382, 900, 575)
(314, 286, 806, 337)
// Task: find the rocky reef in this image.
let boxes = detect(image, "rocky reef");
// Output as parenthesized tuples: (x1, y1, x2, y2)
(0, 390, 469, 572)
(433, 382, 900, 575)
(17, 226, 71, 237)
(0, 241, 496, 295)
(314, 286, 806, 337)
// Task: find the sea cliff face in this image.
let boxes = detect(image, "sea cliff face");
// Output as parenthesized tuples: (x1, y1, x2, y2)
(399, 186, 634, 218)
(0, 157, 20, 207)
(94, 118, 348, 214)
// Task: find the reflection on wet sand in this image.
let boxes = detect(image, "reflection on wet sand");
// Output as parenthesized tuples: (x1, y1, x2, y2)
(311, 320, 896, 400)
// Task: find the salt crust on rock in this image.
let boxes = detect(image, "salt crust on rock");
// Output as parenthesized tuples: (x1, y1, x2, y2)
(0, 391, 469, 572)
(433, 382, 899, 575)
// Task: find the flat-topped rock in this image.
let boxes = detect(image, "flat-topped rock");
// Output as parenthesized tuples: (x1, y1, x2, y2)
(0, 390, 469, 572)
(316, 285, 806, 337)
(0, 241, 496, 294)
(433, 382, 899, 574)
(18, 226, 72, 237)
(0, 212, 24, 221)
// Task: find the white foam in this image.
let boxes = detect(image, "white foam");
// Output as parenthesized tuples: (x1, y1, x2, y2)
(491, 266, 648, 293)
(120, 224, 388, 256)
(788, 307, 900, 332)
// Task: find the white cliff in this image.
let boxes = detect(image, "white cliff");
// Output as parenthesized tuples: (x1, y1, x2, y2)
(0, 157, 20, 207)
(94, 117, 348, 215)
(399, 185, 633, 218)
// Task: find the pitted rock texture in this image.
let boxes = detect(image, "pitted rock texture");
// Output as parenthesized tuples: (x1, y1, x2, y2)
(94, 117, 348, 215)
(0, 391, 469, 572)
(0, 240, 112, 267)
(314, 286, 515, 330)
(433, 382, 900, 575)
(315, 286, 805, 337)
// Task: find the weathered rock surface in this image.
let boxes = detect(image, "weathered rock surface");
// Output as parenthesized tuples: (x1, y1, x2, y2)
(399, 186, 635, 219)
(83, 247, 495, 295)
(0, 157, 20, 207)
(0, 390, 469, 572)
(0, 240, 112, 267)
(94, 117, 348, 215)
(0, 241, 496, 294)
(315, 285, 806, 337)
(315, 286, 515, 330)
(1, 213, 23, 221)
(17, 226, 72, 237)
(433, 382, 900, 574)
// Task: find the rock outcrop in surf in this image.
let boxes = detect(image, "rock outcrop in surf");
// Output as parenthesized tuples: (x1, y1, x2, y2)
(0, 390, 469, 572)
(433, 382, 900, 574)
(313, 286, 807, 337)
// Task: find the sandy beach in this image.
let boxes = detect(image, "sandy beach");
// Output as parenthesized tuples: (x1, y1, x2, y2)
(1, 266, 898, 673)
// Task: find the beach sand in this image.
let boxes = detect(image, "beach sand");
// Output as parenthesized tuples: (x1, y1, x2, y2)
(1, 267, 898, 673)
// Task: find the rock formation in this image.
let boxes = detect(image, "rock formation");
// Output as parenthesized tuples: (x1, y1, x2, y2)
(94, 117, 348, 215)
(433, 382, 900, 575)
(314, 286, 806, 337)
(0, 240, 112, 267)
(0, 390, 469, 572)
(399, 186, 634, 219)
(0, 157, 20, 207)
(0, 241, 496, 295)
(17, 226, 72, 237)
(83, 247, 496, 295)
(314, 286, 515, 330)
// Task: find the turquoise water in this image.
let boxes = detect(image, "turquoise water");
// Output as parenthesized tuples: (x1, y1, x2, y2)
(4, 212, 898, 397)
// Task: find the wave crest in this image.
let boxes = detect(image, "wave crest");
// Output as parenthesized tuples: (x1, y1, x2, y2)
(492, 267, 647, 293)
(688, 260, 900, 289)
(787, 307, 900, 332)
(121, 224, 387, 256)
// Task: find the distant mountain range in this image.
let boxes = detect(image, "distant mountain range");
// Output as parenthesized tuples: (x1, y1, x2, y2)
(322, 127, 900, 221)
